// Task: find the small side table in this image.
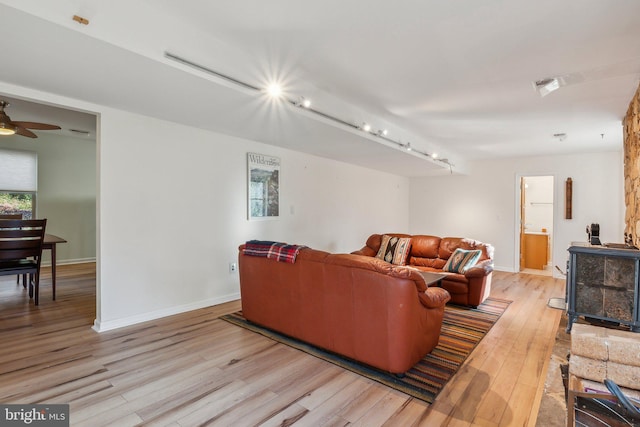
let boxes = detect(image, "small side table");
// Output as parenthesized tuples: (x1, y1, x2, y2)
(44, 234, 67, 300)
(416, 271, 447, 287)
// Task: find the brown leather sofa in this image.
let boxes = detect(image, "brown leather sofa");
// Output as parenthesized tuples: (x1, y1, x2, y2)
(238, 245, 451, 374)
(353, 234, 494, 307)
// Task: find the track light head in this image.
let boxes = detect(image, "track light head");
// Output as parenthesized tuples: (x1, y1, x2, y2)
(266, 83, 283, 98)
(294, 96, 311, 108)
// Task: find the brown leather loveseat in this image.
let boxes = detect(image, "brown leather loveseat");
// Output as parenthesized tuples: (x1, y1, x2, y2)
(353, 234, 494, 307)
(238, 244, 451, 374)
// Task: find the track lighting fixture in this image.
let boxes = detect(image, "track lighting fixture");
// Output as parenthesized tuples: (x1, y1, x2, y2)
(163, 52, 453, 170)
(293, 96, 311, 108)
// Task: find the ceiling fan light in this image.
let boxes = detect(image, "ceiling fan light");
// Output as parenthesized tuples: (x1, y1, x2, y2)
(0, 122, 16, 136)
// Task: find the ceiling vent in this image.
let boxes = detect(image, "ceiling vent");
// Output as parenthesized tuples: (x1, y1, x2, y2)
(533, 77, 562, 97)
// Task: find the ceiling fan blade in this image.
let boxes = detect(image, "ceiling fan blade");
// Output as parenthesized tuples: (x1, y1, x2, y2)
(15, 127, 38, 138)
(12, 121, 61, 130)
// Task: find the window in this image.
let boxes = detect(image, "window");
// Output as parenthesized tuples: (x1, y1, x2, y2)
(0, 192, 35, 219)
(0, 148, 37, 219)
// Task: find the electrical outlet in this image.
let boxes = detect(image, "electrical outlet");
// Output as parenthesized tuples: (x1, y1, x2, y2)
(229, 262, 237, 273)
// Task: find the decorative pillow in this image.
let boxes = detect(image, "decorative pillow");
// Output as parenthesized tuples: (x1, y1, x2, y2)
(375, 235, 411, 265)
(443, 248, 482, 273)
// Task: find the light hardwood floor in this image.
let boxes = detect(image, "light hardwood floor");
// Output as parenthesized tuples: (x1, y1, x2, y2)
(0, 264, 565, 426)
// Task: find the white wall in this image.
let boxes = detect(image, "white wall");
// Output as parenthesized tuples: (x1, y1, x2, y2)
(0, 133, 96, 264)
(409, 151, 624, 276)
(97, 107, 410, 330)
(523, 175, 554, 234)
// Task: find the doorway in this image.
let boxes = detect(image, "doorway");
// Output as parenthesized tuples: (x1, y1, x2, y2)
(519, 176, 554, 276)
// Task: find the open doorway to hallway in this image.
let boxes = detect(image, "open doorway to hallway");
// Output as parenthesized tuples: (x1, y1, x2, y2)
(519, 176, 554, 276)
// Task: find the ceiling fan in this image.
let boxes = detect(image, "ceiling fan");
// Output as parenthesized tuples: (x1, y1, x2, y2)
(0, 100, 61, 138)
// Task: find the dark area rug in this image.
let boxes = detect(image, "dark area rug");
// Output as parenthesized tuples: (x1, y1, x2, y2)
(220, 297, 511, 404)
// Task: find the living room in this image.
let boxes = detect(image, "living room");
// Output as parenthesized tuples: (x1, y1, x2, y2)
(0, 1, 638, 425)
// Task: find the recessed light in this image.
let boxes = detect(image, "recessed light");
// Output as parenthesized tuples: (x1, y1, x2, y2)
(361, 123, 371, 132)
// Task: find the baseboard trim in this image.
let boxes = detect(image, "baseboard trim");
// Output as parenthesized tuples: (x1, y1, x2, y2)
(493, 265, 516, 273)
(494, 265, 564, 279)
(42, 257, 96, 267)
(92, 292, 241, 333)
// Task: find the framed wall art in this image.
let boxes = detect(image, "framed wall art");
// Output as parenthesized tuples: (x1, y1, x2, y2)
(247, 152, 280, 220)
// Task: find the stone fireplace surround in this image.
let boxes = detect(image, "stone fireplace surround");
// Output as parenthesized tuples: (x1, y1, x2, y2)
(624, 83, 640, 245)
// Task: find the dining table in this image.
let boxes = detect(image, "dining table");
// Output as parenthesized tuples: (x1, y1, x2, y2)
(44, 233, 67, 300)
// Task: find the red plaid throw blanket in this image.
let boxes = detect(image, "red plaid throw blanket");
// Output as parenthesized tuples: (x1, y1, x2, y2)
(243, 240, 308, 263)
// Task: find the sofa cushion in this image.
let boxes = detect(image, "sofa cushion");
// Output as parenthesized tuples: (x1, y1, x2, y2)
(375, 235, 412, 265)
(409, 256, 446, 269)
(443, 248, 482, 273)
(409, 235, 441, 258)
(438, 237, 492, 263)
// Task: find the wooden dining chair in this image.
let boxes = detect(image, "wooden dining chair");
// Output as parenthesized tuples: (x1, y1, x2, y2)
(0, 219, 47, 305)
(0, 214, 25, 286)
(0, 214, 22, 219)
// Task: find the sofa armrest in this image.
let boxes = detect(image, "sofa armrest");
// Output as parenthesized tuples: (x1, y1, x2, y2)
(465, 259, 494, 278)
(351, 246, 377, 257)
(418, 287, 451, 308)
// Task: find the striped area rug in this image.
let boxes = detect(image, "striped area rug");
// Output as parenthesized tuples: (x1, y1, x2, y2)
(220, 297, 511, 403)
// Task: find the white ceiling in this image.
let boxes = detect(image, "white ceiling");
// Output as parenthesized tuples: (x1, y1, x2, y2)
(0, 0, 638, 175)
